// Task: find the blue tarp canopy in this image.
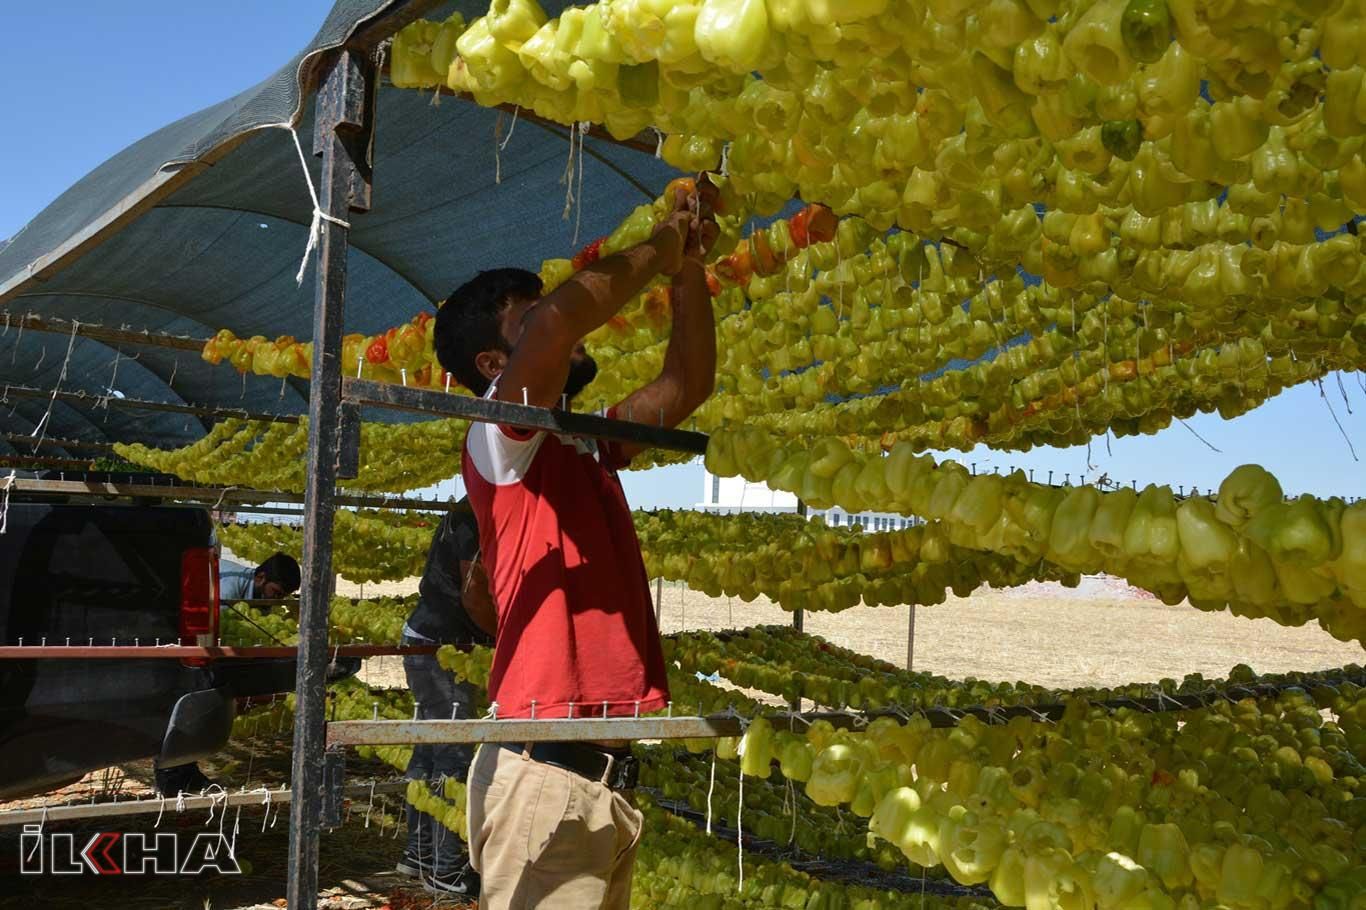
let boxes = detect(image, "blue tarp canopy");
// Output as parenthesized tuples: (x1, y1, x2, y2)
(0, 1, 678, 454)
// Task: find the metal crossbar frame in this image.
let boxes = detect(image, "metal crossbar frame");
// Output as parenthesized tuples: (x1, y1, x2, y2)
(0, 456, 98, 471)
(0, 644, 435, 659)
(0, 780, 407, 828)
(0, 312, 207, 352)
(1, 432, 116, 452)
(9, 477, 460, 512)
(341, 378, 711, 455)
(1, 383, 301, 424)
(327, 715, 744, 745)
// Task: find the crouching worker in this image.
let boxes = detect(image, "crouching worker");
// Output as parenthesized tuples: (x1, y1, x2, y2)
(156, 550, 303, 797)
(219, 551, 301, 602)
(435, 175, 719, 908)
(397, 499, 496, 897)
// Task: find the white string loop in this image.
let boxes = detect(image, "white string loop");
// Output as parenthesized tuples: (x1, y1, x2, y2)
(286, 126, 351, 286)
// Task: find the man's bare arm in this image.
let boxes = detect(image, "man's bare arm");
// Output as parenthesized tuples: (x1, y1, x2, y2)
(613, 259, 717, 462)
(495, 196, 692, 410)
(460, 559, 498, 639)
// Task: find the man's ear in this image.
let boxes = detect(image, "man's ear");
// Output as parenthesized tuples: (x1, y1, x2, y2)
(474, 349, 507, 384)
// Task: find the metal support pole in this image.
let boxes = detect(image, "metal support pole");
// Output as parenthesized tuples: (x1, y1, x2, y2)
(791, 500, 807, 712)
(286, 47, 375, 910)
(907, 605, 917, 672)
(792, 500, 807, 636)
(655, 575, 664, 626)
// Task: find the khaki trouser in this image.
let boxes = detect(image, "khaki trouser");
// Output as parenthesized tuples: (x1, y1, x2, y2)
(467, 743, 644, 909)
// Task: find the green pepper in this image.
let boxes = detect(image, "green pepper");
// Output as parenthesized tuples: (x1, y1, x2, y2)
(616, 61, 659, 108)
(1245, 495, 1340, 568)
(1217, 844, 1263, 907)
(1210, 96, 1270, 162)
(1122, 484, 1180, 567)
(1120, 0, 1171, 63)
(805, 743, 863, 806)
(1101, 120, 1144, 161)
(1137, 822, 1193, 889)
(1024, 847, 1096, 910)
(739, 716, 774, 779)
(869, 787, 921, 850)
(1063, 0, 1136, 85)
(1093, 852, 1150, 907)
(486, 0, 546, 44)
(1109, 806, 1146, 857)
(694, 0, 771, 73)
(575, 4, 626, 63)
(937, 805, 1007, 886)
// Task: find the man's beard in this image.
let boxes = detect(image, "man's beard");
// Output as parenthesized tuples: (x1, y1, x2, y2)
(564, 354, 598, 401)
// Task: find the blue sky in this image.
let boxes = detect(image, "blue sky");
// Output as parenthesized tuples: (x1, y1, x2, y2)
(4, 2, 1364, 509)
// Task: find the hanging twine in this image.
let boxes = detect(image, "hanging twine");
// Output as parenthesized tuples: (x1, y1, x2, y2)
(285, 126, 351, 287)
(0, 470, 15, 535)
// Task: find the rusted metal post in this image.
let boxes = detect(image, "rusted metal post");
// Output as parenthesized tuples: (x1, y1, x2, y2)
(792, 500, 807, 636)
(907, 605, 916, 672)
(286, 47, 375, 909)
(791, 500, 807, 712)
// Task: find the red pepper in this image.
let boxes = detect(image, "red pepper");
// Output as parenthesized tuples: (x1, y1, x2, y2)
(365, 336, 389, 364)
(705, 270, 722, 297)
(787, 205, 840, 248)
(790, 208, 812, 248)
(571, 237, 606, 270)
(716, 242, 754, 284)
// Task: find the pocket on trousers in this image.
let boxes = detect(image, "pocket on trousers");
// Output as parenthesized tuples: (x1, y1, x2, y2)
(468, 744, 502, 790)
(525, 766, 573, 865)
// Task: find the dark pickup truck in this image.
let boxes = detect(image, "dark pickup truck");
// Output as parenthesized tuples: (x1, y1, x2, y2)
(0, 480, 353, 800)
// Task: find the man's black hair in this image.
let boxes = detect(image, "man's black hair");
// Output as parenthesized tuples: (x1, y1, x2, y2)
(435, 268, 543, 396)
(257, 553, 302, 594)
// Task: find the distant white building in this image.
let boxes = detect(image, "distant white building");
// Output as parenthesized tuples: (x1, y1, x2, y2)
(696, 470, 918, 532)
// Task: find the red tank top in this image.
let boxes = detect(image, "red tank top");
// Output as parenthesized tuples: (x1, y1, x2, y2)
(461, 382, 670, 720)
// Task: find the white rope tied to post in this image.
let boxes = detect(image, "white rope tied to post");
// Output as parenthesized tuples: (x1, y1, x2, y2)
(286, 126, 351, 287)
(731, 706, 750, 892)
(0, 470, 15, 535)
(705, 749, 717, 836)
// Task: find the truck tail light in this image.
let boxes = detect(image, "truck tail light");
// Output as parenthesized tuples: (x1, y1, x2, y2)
(179, 547, 219, 658)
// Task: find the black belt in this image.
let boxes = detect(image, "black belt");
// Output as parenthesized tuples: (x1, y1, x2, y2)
(500, 742, 639, 791)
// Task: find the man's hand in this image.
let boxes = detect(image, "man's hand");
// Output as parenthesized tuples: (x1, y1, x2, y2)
(651, 186, 694, 276)
(684, 174, 722, 260)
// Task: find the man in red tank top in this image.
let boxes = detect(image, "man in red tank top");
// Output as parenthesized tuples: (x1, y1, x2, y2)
(433, 177, 719, 908)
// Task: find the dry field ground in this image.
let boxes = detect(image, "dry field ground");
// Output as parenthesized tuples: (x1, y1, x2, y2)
(341, 574, 1364, 691)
